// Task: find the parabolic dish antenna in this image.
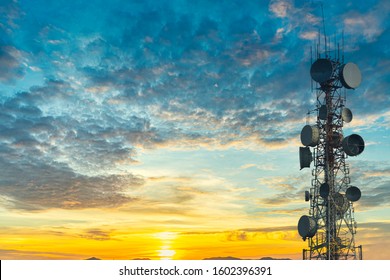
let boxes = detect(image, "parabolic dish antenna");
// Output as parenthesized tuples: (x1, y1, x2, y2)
(342, 134, 365, 156)
(310, 58, 333, 84)
(342, 107, 353, 123)
(340, 62, 362, 89)
(320, 183, 329, 198)
(301, 125, 320, 147)
(319, 105, 327, 120)
(298, 215, 317, 240)
(346, 186, 361, 202)
(299, 147, 312, 170)
(334, 192, 349, 215)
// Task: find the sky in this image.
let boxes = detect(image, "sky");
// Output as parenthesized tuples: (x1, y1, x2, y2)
(0, 0, 389, 260)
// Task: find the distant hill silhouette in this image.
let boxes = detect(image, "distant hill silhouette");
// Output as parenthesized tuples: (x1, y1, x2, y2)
(84, 256, 290, 260)
(204, 256, 241, 260)
(259, 257, 290, 260)
(204, 256, 291, 260)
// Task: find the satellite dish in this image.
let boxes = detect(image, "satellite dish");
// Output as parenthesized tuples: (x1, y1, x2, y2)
(319, 105, 327, 120)
(330, 131, 343, 148)
(342, 134, 365, 156)
(305, 191, 310, 202)
(346, 186, 361, 202)
(299, 147, 313, 170)
(342, 107, 353, 123)
(310, 58, 333, 84)
(320, 183, 329, 198)
(298, 215, 317, 240)
(340, 62, 362, 89)
(301, 125, 320, 147)
(334, 192, 349, 215)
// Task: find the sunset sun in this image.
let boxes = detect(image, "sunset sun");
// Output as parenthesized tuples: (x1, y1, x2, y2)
(155, 232, 177, 260)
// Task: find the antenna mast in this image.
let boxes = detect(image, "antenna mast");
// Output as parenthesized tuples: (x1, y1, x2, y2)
(321, 3, 327, 56)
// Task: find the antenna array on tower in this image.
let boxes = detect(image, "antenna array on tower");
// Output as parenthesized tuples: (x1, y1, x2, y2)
(297, 26, 364, 260)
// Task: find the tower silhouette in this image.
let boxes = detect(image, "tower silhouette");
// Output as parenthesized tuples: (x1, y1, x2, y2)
(298, 33, 364, 260)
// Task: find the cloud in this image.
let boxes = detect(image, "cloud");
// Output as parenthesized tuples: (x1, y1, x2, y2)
(343, 0, 390, 43)
(344, 161, 390, 210)
(269, 0, 292, 18)
(182, 225, 299, 242)
(0, 249, 84, 260)
(0, 0, 22, 33)
(0, 158, 143, 210)
(240, 163, 258, 170)
(0, 81, 148, 210)
(225, 231, 249, 242)
(0, 0, 388, 215)
(80, 229, 113, 241)
(54, 1, 315, 151)
(357, 181, 390, 210)
(0, 78, 159, 170)
(0, 46, 26, 83)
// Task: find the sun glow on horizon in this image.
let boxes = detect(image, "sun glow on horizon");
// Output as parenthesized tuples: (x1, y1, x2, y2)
(158, 247, 176, 260)
(155, 232, 177, 260)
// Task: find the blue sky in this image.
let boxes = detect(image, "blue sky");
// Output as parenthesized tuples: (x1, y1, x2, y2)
(0, 0, 389, 259)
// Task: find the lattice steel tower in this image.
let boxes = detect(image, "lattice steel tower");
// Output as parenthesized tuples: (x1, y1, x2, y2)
(297, 35, 364, 260)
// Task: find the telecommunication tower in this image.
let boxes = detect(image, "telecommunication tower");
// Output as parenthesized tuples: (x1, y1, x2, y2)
(297, 31, 364, 259)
